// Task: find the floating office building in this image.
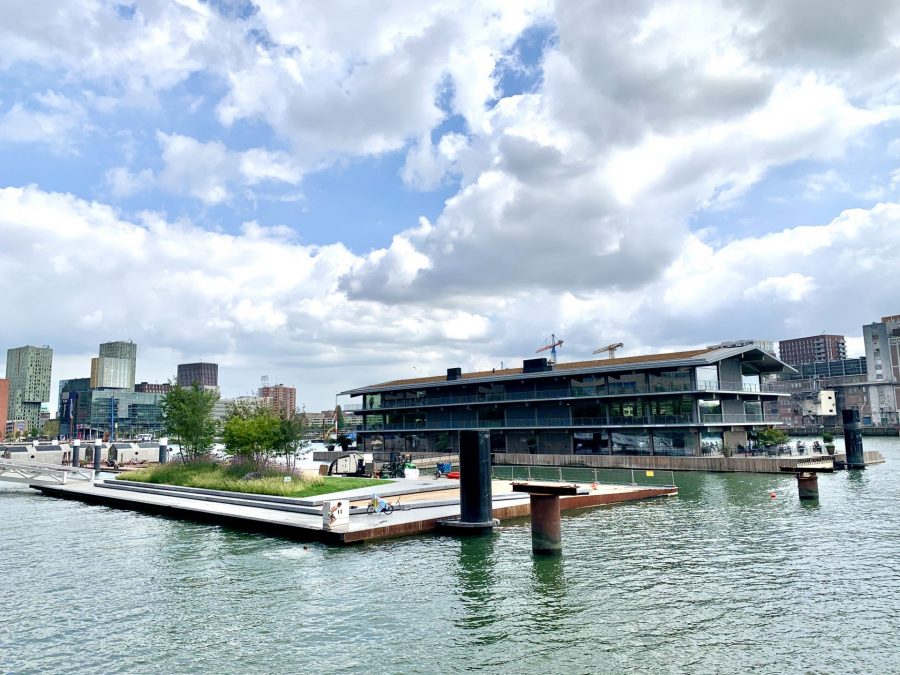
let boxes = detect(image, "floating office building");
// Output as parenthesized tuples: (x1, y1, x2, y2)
(341, 345, 794, 457)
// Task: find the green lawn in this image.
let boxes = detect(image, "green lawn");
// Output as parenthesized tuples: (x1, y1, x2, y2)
(116, 461, 388, 498)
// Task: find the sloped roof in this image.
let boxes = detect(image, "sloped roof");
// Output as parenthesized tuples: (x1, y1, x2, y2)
(341, 348, 728, 395)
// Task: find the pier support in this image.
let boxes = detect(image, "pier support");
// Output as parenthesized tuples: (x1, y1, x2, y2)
(158, 437, 168, 465)
(93, 439, 102, 476)
(796, 472, 819, 500)
(842, 409, 866, 469)
(438, 430, 497, 533)
(72, 439, 81, 468)
(529, 494, 562, 554)
(512, 482, 586, 556)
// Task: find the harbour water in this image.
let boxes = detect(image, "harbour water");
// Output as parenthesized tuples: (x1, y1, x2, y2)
(2, 439, 898, 674)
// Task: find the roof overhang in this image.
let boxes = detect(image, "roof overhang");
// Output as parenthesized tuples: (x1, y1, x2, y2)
(340, 344, 796, 396)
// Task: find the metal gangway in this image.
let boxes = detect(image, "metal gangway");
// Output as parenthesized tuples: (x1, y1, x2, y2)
(0, 458, 94, 485)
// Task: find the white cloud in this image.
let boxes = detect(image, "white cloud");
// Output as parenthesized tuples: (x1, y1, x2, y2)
(5, 1, 900, 407)
(154, 132, 302, 204)
(0, 92, 89, 151)
(105, 167, 155, 198)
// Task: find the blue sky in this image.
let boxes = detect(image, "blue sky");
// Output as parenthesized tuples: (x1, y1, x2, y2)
(1, 1, 899, 408)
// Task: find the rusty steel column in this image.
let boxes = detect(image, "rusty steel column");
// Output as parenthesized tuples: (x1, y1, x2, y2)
(796, 472, 819, 500)
(530, 494, 562, 555)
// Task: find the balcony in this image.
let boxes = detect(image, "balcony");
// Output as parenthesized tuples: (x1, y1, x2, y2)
(699, 413, 776, 425)
(357, 379, 781, 412)
(359, 414, 706, 432)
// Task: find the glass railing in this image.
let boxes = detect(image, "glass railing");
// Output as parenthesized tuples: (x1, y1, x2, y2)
(362, 379, 782, 411)
(360, 414, 700, 431)
(699, 413, 771, 424)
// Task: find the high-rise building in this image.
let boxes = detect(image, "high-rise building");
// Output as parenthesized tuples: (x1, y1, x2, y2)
(89, 340, 136, 391)
(177, 362, 219, 390)
(259, 384, 297, 418)
(0, 378, 8, 440)
(57, 377, 91, 439)
(778, 334, 846, 366)
(5, 345, 53, 433)
(91, 357, 132, 390)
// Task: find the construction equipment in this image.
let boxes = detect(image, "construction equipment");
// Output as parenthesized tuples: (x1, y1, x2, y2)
(593, 342, 624, 358)
(536, 334, 564, 364)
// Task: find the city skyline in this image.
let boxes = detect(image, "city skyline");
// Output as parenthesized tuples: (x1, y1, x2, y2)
(0, 325, 880, 416)
(1, 2, 899, 409)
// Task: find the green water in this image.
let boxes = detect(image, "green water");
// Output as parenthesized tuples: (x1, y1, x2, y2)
(2, 439, 898, 674)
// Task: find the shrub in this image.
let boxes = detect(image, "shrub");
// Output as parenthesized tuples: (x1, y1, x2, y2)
(756, 427, 789, 447)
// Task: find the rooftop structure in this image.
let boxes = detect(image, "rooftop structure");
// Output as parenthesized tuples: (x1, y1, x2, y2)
(707, 339, 776, 356)
(341, 345, 794, 458)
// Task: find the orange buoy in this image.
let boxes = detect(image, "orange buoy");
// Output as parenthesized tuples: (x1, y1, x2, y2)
(770, 491, 777, 499)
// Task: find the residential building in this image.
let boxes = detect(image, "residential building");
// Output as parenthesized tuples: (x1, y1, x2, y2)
(778, 334, 846, 366)
(177, 362, 218, 390)
(0, 378, 8, 441)
(259, 384, 297, 418)
(341, 345, 793, 457)
(5, 345, 53, 433)
(135, 382, 172, 394)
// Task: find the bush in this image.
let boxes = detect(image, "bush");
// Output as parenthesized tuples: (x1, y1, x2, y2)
(822, 431, 835, 444)
(756, 427, 789, 447)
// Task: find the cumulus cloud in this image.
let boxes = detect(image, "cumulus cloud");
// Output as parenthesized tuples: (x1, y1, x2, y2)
(4, 1, 900, 407)
(0, 91, 89, 151)
(152, 132, 303, 203)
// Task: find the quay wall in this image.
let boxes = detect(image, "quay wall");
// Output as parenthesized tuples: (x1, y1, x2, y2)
(493, 452, 823, 474)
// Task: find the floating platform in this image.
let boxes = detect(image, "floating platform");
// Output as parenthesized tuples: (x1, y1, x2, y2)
(30, 477, 676, 545)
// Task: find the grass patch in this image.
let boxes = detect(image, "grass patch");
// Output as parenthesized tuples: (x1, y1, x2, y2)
(117, 461, 388, 498)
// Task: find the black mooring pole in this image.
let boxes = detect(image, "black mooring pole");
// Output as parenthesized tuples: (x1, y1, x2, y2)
(841, 409, 865, 469)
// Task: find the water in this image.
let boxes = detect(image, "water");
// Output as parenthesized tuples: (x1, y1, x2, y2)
(2, 439, 898, 674)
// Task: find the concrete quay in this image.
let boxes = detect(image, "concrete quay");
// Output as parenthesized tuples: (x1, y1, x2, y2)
(30, 477, 676, 545)
(492, 450, 885, 474)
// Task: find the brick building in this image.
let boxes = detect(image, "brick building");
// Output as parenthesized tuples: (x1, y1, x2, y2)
(778, 334, 846, 366)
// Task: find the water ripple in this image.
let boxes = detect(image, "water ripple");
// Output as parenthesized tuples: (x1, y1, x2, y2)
(2, 441, 899, 673)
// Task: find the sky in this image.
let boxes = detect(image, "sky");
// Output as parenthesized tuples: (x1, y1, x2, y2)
(1, 0, 899, 411)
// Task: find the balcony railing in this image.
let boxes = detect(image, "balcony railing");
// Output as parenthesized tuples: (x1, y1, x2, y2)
(358, 414, 704, 432)
(700, 413, 772, 424)
(360, 379, 781, 411)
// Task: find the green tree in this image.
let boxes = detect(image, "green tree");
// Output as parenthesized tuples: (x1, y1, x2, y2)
(223, 403, 283, 471)
(756, 427, 789, 447)
(278, 414, 308, 473)
(42, 419, 60, 438)
(160, 383, 219, 462)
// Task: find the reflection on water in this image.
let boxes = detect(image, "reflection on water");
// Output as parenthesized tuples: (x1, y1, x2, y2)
(455, 534, 501, 639)
(1, 438, 898, 674)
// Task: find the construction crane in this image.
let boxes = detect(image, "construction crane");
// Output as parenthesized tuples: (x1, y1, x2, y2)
(536, 333, 564, 364)
(593, 342, 624, 359)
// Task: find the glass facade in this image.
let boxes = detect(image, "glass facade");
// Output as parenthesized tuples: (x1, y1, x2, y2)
(348, 351, 788, 457)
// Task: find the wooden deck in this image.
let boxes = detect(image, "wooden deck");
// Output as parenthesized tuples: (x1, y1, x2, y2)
(30, 477, 677, 545)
